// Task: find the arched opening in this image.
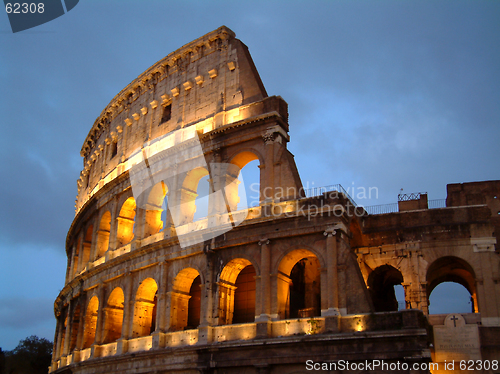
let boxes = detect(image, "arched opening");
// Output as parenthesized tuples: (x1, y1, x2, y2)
(132, 278, 158, 338)
(228, 151, 260, 211)
(160, 194, 169, 232)
(232, 265, 256, 324)
(193, 174, 210, 221)
(81, 225, 93, 270)
(187, 275, 201, 329)
(82, 296, 98, 349)
(69, 304, 80, 352)
(96, 211, 111, 259)
(218, 258, 256, 325)
(102, 288, 124, 344)
(394, 284, 406, 311)
(367, 265, 404, 312)
(144, 182, 168, 237)
(116, 197, 136, 247)
(170, 268, 201, 331)
(277, 249, 321, 319)
(427, 256, 477, 314)
(179, 167, 209, 225)
(429, 282, 474, 314)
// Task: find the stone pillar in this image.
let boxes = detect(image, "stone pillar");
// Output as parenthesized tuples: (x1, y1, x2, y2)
(70, 244, 79, 280)
(92, 284, 106, 354)
(322, 226, 341, 332)
(153, 261, 168, 349)
(73, 296, 86, 361)
(108, 199, 119, 251)
(62, 301, 74, 358)
(117, 272, 134, 354)
(133, 205, 146, 245)
(256, 239, 272, 337)
(65, 251, 72, 285)
(54, 316, 64, 360)
(169, 292, 192, 331)
(89, 220, 100, 263)
(76, 232, 85, 274)
(261, 134, 275, 205)
(323, 227, 340, 315)
(257, 239, 271, 319)
(199, 255, 214, 344)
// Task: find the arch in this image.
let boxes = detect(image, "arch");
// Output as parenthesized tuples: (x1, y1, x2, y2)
(429, 282, 474, 314)
(144, 182, 168, 237)
(170, 268, 201, 331)
(227, 150, 261, 210)
(131, 278, 158, 338)
(426, 256, 478, 313)
(82, 296, 99, 349)
(277, 249, 321, 319)
(96, 211, 111, 259)
(218, 258, 256, 325)
(367, 265, 404, 312)
(179, 167, 209, 224)
(116, 197, 136, 247)
(232, 265, 257, 323)
(229, 149, 263, 169)
(193, 174, 210, 221)
(102, 287, 124, 344)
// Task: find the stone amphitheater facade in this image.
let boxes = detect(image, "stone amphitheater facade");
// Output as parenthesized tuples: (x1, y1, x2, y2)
(51, 26, 500, 374)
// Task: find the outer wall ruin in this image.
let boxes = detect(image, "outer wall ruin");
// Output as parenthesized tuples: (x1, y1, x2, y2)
(51, 26, 500, 374)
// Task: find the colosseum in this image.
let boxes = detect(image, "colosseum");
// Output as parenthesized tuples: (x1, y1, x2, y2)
(51, 26, 500, 374)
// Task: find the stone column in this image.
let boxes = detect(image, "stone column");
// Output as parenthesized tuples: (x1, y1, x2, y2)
(256, 239, 272, 338)
(323, 226, 341, 332)
(261, 134, 275, 206)
(199, 254, 214, 344)
(92, 284, 106, 357)
(258, 239, 271, 318)
(73, 296, 86, 361)
(133, 203, 146, 246)
(54, 315, 65, 360)
(107, 199, 118, 252)
(324, 227, 339, 315)
(62, 301, 74, 358)
(117, 272, 134, 354)
(153, 261, 168, 349)
(69, 244, 79, 280)
(76, 232, 85, 275)
(89, 219, 100, 263)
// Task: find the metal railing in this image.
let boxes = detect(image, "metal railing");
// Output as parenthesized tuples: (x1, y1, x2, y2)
(363, 199, 447, 215)
(363, 203, 399, 215)
(303, 184, 357, 207)
(303, 184, 447, 215)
